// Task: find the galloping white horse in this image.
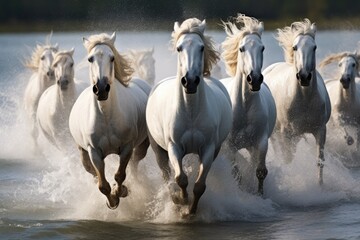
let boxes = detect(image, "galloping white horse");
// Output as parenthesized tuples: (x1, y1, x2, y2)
(37, 48, 78, 151)
(319, 51, 360, 149)
(220, 14, 276, 195)
(69, 32, 151, 209)
(263, 19, 331, 184)
(146, 18, 232, 215)
(128, 48, 156, 85)
(24, 39, 58, 151)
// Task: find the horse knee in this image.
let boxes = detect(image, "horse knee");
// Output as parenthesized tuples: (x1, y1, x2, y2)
(115, 172, 126, 184)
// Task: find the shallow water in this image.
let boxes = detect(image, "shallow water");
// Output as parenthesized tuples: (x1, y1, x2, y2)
(1, 31, 360, 239)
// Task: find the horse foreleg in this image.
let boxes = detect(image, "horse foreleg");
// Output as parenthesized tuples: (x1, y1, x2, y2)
(79, 146, 96, 177)
(114, 145, 133, 199)
(168, 143, 188, 205)
(189, 144, 215, 215)
(314, 126, 326, 185)
(88, 147, 116, 209)
(278, 128, 297, 164)
(251, 139, 268, 196)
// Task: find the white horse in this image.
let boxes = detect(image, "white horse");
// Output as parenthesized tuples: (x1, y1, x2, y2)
(69, 32, 151, 209)
(24, 40, 59, 151)
(263, 19, 331, 184)
(37, 48, 79, 151)
(319, 51, 360, 149)
(220, 14, 276, 195)
(128, 48, 156, 85)
(146, 18, 232, 215)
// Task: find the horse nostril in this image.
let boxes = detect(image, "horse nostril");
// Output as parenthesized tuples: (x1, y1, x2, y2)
(181, 77, 187, 87)
(307, 73, 312, 81)
(195, 76, 200, 85)
(259, 74, 264, 83)
(105, 84, 111, 92)
(247, 75, 252, 83)
(93, 85, 98, 95)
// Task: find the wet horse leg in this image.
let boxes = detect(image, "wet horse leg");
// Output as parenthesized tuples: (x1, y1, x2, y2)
(148, 132, 171, 182)
(113, 145, 133, 199)
(129, 137, 150, 176)
(249, 138, 268, 196)
(189, 144, 216, 215)
(313, 125, 326, 185)
(88, 147, 118, 209)
(79, 146, 96, 177)
(168, 143, 188, 205)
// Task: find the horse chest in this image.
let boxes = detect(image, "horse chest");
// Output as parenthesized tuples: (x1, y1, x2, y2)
(179, 129, 206, 153)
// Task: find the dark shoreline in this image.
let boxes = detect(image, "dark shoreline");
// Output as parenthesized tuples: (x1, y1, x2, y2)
(1, 17, 360, 33)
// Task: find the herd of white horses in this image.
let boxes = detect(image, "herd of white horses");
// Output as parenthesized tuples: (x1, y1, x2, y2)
(22, 14, 360, 216)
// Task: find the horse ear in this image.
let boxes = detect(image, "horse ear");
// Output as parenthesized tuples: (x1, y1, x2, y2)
(310, 23, 317, 33)
(174, 21, 180, 32)
(53, 43, 59, 51)
(151, 46, 154, 55)
(258, 21, 264, 35)
(110, 32, 116, 44)
(69, 47, 75, 56)
(83, 37, 89, 47)
(198, 19, 206, 34)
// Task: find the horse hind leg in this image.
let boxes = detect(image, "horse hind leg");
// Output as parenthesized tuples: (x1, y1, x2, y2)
(129, 137, 150, 176)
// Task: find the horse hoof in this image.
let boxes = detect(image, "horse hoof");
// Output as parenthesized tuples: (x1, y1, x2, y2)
(120, 185, 128, 198)
(106, 197, 120, 210)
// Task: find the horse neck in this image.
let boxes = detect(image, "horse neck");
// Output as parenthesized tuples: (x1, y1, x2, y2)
(230, 71, 253, 109)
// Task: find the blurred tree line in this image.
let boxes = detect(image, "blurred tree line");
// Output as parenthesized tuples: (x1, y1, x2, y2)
(1, 0, 359, 31)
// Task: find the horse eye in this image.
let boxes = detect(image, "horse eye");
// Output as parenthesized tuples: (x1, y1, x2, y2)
(40, 56, 45, 60)
(110, 56, 115, 62)
(176, 46, 182, 52)
(88, 56, 94, 63)
(53, 63, 57, 68)
(352, 63, 356, 68)
(239, 46, 245, 52)
(200, 46, 204, 52)
(339, 63, 342, 67)
(292, 46, 297, 51)
(314, 46, 317, 51)
(261, 46, 265, 52)
(70, 63, 74, 67)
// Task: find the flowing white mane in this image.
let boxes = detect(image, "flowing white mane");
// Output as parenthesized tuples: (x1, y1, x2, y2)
(221, 14, 264, 77)
(83, 33, 134, 86)
(52, 49, 74, 67)
(277, 18, 316, 63)
(319, 51, 360, 70)
(25, 45, 58, 71)
(171, 18, 219, 77)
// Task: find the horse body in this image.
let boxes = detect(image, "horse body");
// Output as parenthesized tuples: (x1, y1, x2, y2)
(263, 19, 331, 184)
(220, 15, 276, 195)
(69, 33, 150, 209)
(37, 48, 79, 151)
(24, 44, 58, 151)
(321, 53, 360, 149)
(146, 19, 232, 215)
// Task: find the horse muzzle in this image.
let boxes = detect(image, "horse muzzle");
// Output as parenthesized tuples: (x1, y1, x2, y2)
(181, 75, 200, 94)
(57, 78, 69, 90)
(93, 78, 111, 101)
(296, 71, 312, 87)
(247, 72, 263, 92)
(340, 76, 350, 89)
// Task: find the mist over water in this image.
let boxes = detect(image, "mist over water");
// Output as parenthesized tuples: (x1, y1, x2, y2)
(1, 31, 360, 238)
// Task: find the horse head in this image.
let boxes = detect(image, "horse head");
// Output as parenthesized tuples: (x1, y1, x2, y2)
(52, 48, 75, 90)
(129, 48, 155, 84)
(238, 30, 264, 92)
(83, 33, 116, 101)
(292, 23, 317, 86)
(339, 55, 359, 89)
(39, 44, 58, 81)
(174, 20, 206, 94)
